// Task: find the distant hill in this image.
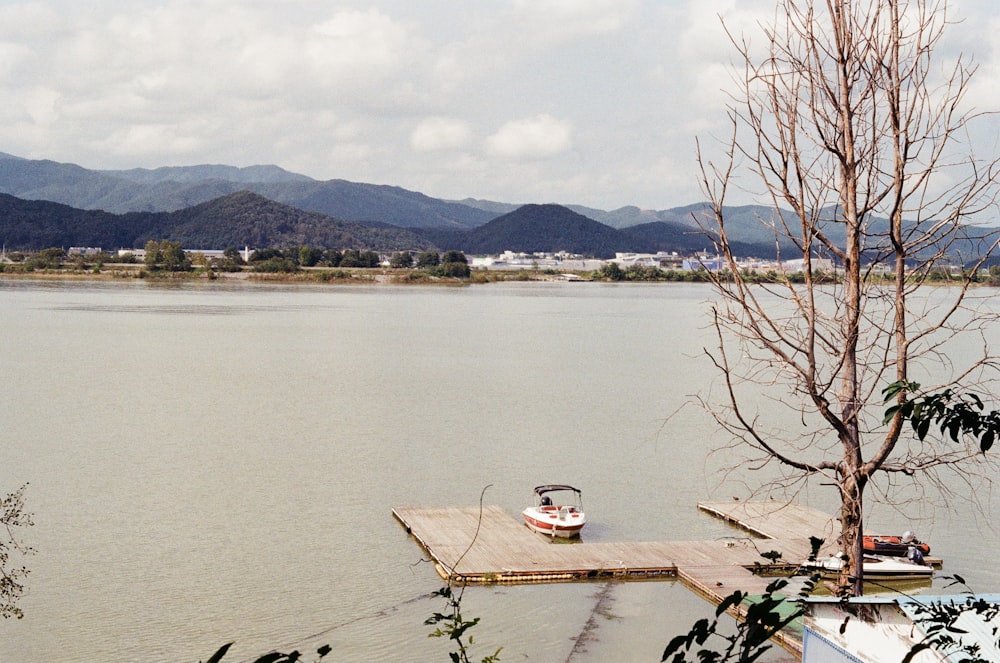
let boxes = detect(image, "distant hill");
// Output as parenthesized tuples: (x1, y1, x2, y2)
(106, 163, 313, 185)
(0, 191, 434, 252)
(160, 191, 435, 250)
(0, 152, 993, 262)
(622, 220, 738, 255)
(0, 153, 493, 229)
(252, 180, 494, 229)
(419, 203, 731, 258)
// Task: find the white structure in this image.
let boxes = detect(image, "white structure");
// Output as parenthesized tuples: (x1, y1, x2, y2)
(803, 595, 1000, 663)
(612, 252, 684, 269)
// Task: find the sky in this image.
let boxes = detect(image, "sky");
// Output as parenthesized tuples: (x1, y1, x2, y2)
(1, 0, 998, 211)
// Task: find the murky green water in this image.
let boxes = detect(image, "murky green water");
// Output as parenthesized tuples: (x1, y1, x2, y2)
(0, 279, 996, 662)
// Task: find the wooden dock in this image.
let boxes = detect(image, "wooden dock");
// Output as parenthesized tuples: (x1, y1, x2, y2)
(393, 501, 937, 656)
(392, 501, 841, 585)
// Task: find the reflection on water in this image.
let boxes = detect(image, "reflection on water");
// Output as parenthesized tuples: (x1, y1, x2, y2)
(0, 280, 997, 662)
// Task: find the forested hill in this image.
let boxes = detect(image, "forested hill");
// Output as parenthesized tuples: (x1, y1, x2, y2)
(0, 152, 494, 229)
(417, 203, 766, 258)
(0, 191, 434, 252)
(441, 204, 628, 257)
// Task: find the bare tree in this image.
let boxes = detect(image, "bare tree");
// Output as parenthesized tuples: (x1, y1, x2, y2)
(697, 0, 1000, 595)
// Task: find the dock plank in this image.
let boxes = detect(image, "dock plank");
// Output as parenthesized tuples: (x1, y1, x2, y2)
(698, 501, 840, 541)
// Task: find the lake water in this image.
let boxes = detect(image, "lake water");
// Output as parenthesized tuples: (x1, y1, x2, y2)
(1, 279, 998, 662)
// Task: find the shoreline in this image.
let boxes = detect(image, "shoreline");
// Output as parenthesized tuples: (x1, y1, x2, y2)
(0, 266, 595, 286)
(0, 265, 991, 288)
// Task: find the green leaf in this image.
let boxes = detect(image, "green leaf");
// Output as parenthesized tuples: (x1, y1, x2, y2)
(252, 654, 288, 663)
(661, 634, 689, 661)
(902, 642, 931, 663)
(916, 418, 930, 441)
(716, 590, 745, 617)
(204, 643, 234, 663)
(883, 404, 901, 424)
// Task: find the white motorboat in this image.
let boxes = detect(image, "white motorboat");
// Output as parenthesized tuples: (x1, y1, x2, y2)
(806, 553, 933, 580)
(522, 484, 586, 538)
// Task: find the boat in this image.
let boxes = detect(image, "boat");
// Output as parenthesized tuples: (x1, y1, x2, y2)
(522, 485, 586, 538)
(806, 553, 933, 580)
(863, 532, 930, 557)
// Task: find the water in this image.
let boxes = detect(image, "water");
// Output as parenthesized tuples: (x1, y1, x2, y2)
(0, 279, 997, 662)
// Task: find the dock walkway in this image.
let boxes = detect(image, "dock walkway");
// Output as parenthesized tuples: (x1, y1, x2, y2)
(393, 500, 840, 585)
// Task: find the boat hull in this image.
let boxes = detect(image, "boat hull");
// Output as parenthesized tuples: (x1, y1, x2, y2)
(808, 554, 933, 580)
(522, 506, 585, 538)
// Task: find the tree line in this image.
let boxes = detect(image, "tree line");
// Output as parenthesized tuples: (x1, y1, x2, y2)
(0, 243, 473, 278)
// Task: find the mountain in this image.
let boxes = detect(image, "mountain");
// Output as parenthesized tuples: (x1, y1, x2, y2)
(106, 163, 313, 185)
(158, 191, 435, 250)
(420, 204, 643, 258)
(0, 153, 827, 237)
(251, 180, 494, 229)
(0, 191, 434, 252)
(0, 152, 993, 262)
(0, 153, 493, 229)
(622, 220, 734, 255)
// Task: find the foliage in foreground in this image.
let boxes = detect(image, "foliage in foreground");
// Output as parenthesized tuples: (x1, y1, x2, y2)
(902, 575, 1000, 663)
(426, 585, 501, 663)
(661, 537, 822, 663)
(200, 643, 331, 663)
(0, 483, 33, 620)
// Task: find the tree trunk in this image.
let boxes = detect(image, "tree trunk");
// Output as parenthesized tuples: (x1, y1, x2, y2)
(838, 469, 866, 596)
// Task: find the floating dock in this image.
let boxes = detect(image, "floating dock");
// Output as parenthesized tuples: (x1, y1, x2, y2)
(392, 501, 846, 585)
(393, 500, 940, 656)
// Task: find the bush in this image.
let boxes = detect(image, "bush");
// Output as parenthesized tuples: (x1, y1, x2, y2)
(390, 252, 414, 268)
(441, 261, 470, 278)
(252, 257, 299, 273)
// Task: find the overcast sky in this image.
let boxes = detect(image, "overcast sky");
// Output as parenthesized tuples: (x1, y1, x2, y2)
(1, 0, 997, 211)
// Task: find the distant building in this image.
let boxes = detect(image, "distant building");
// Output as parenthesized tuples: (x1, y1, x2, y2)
(612, 252, 684, 270)
(469, 251, 596, 271)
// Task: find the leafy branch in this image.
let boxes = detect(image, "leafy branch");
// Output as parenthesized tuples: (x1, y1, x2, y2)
(883, 381, 1000, 452)
(901, 575, 998, 663)
(425, 484, 502, 663)
(425, 585, 501, 663)
(0, 483, 34, 620)
(660, 537, 823, 662)
(200, 643, 331, 663)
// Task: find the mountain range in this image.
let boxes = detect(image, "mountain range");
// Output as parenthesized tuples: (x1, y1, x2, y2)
(0, 152, 992, 261)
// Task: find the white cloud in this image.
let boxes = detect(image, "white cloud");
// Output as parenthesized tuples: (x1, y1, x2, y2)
(24, 86, 61, 126)
(305, 10, 415, 81)
(101, 123, 204, 157)
(0, 41, 33, 78)
(511, 0, 637, 44)
(410, 117, 472, 152)
(486, 114, 573, 159)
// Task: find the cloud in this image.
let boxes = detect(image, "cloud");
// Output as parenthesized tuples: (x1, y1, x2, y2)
(511, 0, 637, 44)
(486, 114, 573, 159)
(99, 122, 205, 158)
(410, 117, 472, 152)
(23, 86, 61, 126)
